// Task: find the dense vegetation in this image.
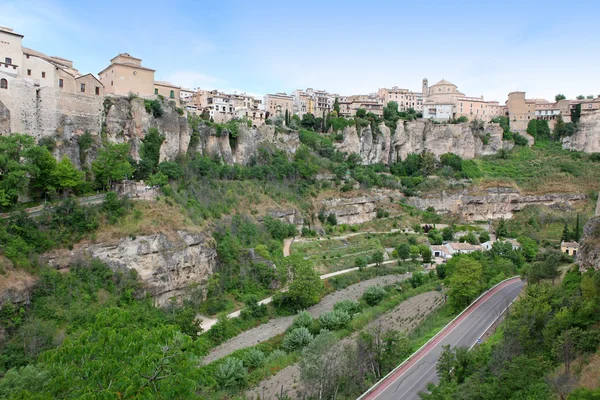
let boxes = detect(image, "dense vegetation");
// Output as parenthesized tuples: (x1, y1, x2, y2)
(422, 266, 600, 400)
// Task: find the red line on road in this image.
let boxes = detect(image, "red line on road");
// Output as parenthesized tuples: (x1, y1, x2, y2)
(362, 277, 521, 400)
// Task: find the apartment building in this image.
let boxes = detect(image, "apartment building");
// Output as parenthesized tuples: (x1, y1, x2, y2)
(264, 92, 294, 119)
(377, 86, 424, 112)
(98, 53, 155, 97)
(207, 92, 235, 123)
(506, 92, 574, 132)
(338, 94, 384, 118)
(454, 97, 504, 121)
(292, 89, 311, 117)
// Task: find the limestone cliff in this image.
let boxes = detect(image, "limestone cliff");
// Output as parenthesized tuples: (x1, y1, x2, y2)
(562, 110, 600, 153)
(334, 120, 511, 164)
(104, 97, 190, 163)
(576, 194, 600, 269)
(46, 231, 217, 306)
(320, 191, 403, 225)
(188, 122, 300, 165)
(406, 187, 586, 221)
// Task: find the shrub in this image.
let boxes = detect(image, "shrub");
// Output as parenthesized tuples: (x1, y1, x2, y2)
(479, 231, 491, 243)
(215, 357, 247, 389)
(283, 327, 313, 351)
(333, 300, 360, 315)
(362, 285, 387, 306)
(292, 310, 313, 329)
(243, 348, 266, 369)
(267, 349, 287, 362)
(318, 309, 351, 330)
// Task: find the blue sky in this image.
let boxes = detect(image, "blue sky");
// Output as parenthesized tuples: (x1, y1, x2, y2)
(2, 0, 599, 102)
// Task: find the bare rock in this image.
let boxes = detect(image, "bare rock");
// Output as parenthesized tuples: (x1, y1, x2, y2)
(562, 110, 600, 153)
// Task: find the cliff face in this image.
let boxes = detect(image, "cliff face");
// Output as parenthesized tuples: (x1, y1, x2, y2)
(576, 194, 600, 269)
(189, 122, 300, 165)
(562, 110, 600, 153)
(406, 187, 586, 221)
(45, 230, 217, 306)
(320, 191, 403, 225)
(104, 97, 190, 163)
(334, 120, 511, 164)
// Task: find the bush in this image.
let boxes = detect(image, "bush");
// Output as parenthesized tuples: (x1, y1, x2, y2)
(283, 327, 313, 351)
(266, 349, 287, 362)
(479, 231, 491, 242)
(362, 285, 387, 306)
(333, 300, 360, 315)
(243, 348, 266, 369)
(318, 309, 351, 330)
(158, 161, 184, 180)
(292, 310, 313, 329)
(215, 357, 247, 389)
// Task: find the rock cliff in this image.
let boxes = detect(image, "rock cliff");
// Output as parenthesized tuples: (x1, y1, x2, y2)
(406, 187, 586, 221)
(188, 122, 300, 165)
(320, 191, 403, 225)
(104, 97, 190, 163)
(562, 110, 600, 153)
(576, 194, 600, 269)
(46, 231, 217, 306)
(334, 120, 512, 164)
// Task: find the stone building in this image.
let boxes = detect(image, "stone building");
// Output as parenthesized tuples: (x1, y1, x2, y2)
(506, 92, 573, 133)
(264, 92, 294, 119)
(338, 94, 384, 118)
(98, 53, 155, 97)
(377, 86, 424, 112)
(0, 26, 104, 138)
(154, 81, 181, 105)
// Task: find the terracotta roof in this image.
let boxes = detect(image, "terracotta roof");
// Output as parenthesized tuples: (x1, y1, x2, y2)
(561, 241, 579, 248)
(447, 242, 481, 252)
(430, 245, 447, 253)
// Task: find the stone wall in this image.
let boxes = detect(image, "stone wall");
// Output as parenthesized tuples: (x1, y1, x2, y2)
(406, 187, 587, 221)
(562, 110, 600, 153)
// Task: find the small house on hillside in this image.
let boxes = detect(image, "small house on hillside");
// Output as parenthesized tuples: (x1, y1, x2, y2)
(446, 242, 482, 256)
(561, 241, 579, 256)
(481, 238, 521, 251)
(431, 245, 448, 259)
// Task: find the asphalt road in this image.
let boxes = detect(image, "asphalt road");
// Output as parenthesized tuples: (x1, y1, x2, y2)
(361, 278, 525, 400)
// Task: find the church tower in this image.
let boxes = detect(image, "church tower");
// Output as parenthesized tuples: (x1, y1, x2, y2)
(422, 78, 429, 97)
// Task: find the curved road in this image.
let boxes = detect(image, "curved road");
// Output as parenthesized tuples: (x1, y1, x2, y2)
(360, 278, 524, 400)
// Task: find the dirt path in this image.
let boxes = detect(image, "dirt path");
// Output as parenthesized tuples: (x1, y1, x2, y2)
(245, 291, 444, 400)
(202, 274, 410, 364)
(283, 238, 294, 257)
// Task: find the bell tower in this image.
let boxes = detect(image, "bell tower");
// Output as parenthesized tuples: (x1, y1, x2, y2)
(422, 78, 429, 97)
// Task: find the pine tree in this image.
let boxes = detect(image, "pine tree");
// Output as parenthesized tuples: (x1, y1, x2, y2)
(561, 223, 570, 242)
(285, 109, 289, 126)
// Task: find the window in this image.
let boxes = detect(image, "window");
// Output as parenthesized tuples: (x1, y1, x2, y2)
(111, 81, 113, 86)
(0, 78, 7, 89)
(155, 88, 158, 95)
(27, 69, 31, 76)
(26, 55, 30, 59)
(5, 57, 11, 64)
(59, 79, 64, 88)
(80, 83, 85, 93)
(42, 72, 46, 78)
(589, 104, 593, 109)
(170, 90, 174, 99)
(133, 71, 137, 75)
(95, 86, 100, 95)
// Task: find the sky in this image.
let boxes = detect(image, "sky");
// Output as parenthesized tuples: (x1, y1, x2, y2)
(2, 0, 599, 102)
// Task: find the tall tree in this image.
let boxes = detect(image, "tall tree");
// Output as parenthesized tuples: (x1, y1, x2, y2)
(53, 157, 84, 196)
(92, 143, 134, 190)
(561, 223, 570, 242)
(333, 97, 340, 116)
(447, 257, 484, 311)
(574, 214, 581, 242)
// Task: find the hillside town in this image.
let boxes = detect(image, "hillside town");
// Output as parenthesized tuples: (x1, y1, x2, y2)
(1, 25, 599, 136)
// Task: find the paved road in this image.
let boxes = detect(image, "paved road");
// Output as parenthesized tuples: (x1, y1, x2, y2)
(361, 278, 524, 400)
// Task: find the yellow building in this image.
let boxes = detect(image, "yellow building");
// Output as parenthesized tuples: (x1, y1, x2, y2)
(154, 81, 180, 105)
(264, 92, 294, 119)
(561, 241, 579, 257)
(98, 53, 155, 97)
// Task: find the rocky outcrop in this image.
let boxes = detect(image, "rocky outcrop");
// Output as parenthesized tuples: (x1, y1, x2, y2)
(334, 120, 512, 164)
(104, 97, 190, 163)
(576, 194, 600, 269)
(0, 268, 37, 307)
(321, 191, 403, 225)
(188, 122, 300, 165)
(262, 209, 304, 230)
(562, 110, 600, 153)
(406, 187, 587, 221)
(49, 231, 218, 306)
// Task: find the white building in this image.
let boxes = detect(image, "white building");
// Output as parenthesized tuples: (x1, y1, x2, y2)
(422, 103, 454, 122)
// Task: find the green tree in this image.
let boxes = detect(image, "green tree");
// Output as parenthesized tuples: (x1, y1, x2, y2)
(333, 97, 340, 116)
(139, 128, 165, 178)
(555, 94, 566, 101)
(299, 329, 340, 399)
(576, 95, 585, 100)
(356, 108, 367, 118)
(92, 143, 133, 190)
(420, 245, 433, 263)
(363, 285, 387, 306)
(370, 251, 385, 266)
(301, 113, 317, 130)
(355, 256, 367, 271)
(215, 357, 247, 389)
(479, 231, 490, 243)
(25, 145, 58, 199)
(436, 345, 456, 383)
(285, 109, 290, 126)
(52, 156, 84, 196)
(442, 226, 454, 241)
(518, 236, 539, 261)
(447, 257, 484, 311)
(574, 213, 582, 242)
(397, 243, 411, 262)
(562, 223, 571, 242)
(496, 218, 508, 238)
(274, 254, 323, 311)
